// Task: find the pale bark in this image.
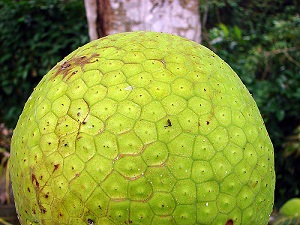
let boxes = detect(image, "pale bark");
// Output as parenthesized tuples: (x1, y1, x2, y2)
(84, 0, 98, 40)
(84, 0, 201, 43)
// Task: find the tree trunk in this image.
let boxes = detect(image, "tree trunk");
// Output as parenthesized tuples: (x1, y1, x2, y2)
(84, 0, 201, 43)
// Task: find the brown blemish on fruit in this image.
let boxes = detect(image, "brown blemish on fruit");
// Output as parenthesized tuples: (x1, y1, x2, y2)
(53, 164, 60, 173)
(52, 53, 100, 80)
(31, 174, 39, 189)
(31, 172, 47, 213)
(226, 219, 233, 225)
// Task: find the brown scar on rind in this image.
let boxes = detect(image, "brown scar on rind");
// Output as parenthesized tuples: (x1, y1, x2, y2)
(225, 219, 233, 225)
(51, 53, 100, 80)
(31, 174, 40, 189)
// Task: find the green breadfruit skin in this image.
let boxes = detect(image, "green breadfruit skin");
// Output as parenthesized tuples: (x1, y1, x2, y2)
(10, 31, 275, 225)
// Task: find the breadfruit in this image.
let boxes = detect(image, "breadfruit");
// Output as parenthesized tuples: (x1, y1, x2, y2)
(10, 31, 275, 225)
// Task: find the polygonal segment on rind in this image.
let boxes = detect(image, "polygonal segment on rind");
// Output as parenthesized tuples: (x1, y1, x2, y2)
(106, 113, 135, 135)
(62, 154, 85, 181)
(85, 154, 113, 183)
(117, 99, 141, 120)
(196, 180, 220, 202)
(117, 130, 144, 155)
(101, 171, 129, 199)
(39, 112, 58, 135)
(147, 80, 171, 100)
(191, 160, 214, 183)
(107, 200, 130, 224)
(148, 192, 176, 216)
(166, 155, 193, 180)
(128, 176, 153, 201)
(134, 120, 157, 144)
(79, 115, 105, 135)
(55, 114, 79, 137)
(61, 192, 84, 217)
(177, 108, 199, 134)
(140, 101, 167, 122)
(83, 84, 107, 106)
(84, 187, 110, 219)
(69, 170, 97, 202)
(94, 131, 118, 159)
(173, 204, 197, 224)
(52, 95, 71, 118)
(167, 133, 195, 157)
(172, 179, 197, 204)
(90, 98, 118, 122)
(142, 141, 169, 166)
(129, 202, 153, 225)
(145, 166, 176, 192)
(196, 201, 218, 224)
(65, 78, 88, 100)
(114, 155, 147, 179)
(74, 133, 96, 162)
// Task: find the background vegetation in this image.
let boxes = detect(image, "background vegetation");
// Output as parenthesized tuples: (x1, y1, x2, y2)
(0, 0, 299, 213)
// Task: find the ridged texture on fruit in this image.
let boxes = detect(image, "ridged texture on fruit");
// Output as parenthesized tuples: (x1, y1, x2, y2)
(10, 31, 275, 225)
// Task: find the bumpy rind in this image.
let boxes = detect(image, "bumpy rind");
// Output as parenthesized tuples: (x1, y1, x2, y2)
(10, 31, 275, 225)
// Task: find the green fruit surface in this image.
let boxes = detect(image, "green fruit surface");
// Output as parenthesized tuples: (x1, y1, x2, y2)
(10, 31, 275, 225)
(279, 198, 300, 218)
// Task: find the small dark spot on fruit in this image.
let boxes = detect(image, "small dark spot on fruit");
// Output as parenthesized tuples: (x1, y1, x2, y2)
(206, 121, 210, 125)
(204, 88, 207, 92)
(64, 143, 68, 147)
(27, 187, 30, 192)
(87, 218, 94, 224)
(164, 119, 172, 128)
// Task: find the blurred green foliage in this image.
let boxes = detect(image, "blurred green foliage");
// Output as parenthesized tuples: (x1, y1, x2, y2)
(0, 0, 89, 127)
(0, 0, 299, 211)
(201, 0, 300, 208)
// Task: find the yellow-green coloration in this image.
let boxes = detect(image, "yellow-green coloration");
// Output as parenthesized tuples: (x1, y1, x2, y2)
(10, 31, 275, 225)
(279, 198, 300, 218)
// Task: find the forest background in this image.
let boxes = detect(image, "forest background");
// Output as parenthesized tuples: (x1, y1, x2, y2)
(0, 0, 299, 215)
